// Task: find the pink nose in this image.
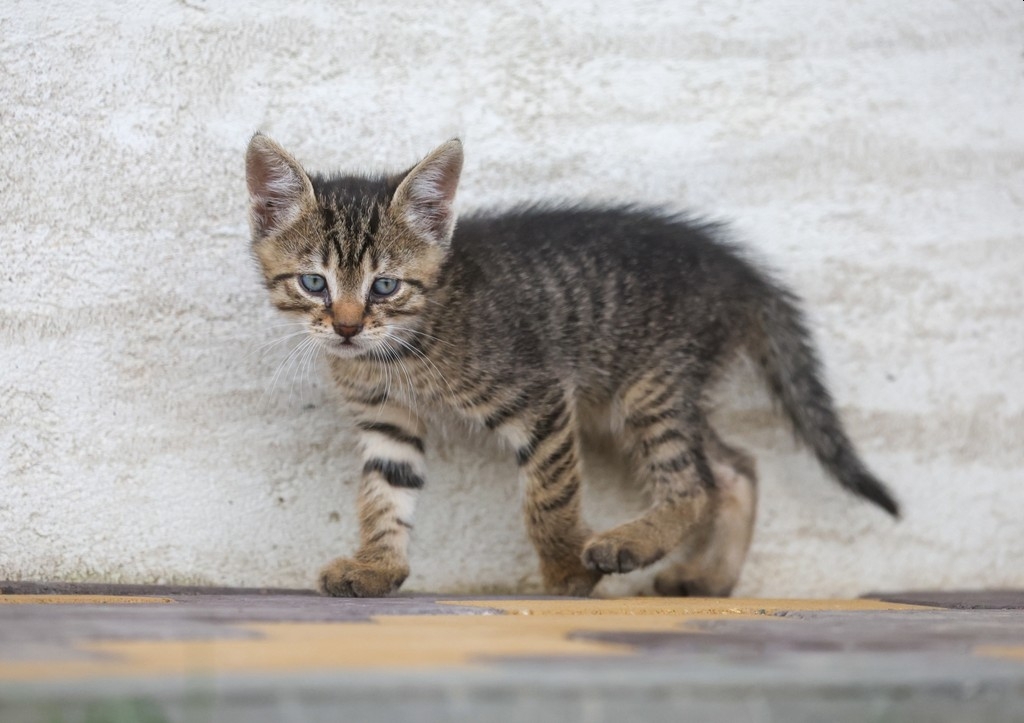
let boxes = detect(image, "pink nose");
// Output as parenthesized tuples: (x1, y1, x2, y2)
(333, 323, 363, 339)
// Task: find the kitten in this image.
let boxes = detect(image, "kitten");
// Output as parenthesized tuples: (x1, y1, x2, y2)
(245, 134, 899, 598)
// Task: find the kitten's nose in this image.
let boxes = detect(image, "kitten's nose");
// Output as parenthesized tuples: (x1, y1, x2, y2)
(333, 322, 363, 339)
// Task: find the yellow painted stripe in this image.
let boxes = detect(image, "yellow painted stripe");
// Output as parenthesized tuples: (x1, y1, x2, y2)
(975, 645, 1024, 661)
(447, 597, 931, 616)
(0, 615, 686, 682)
(0, 594, 173, 605)
(0, 597, 936, 682)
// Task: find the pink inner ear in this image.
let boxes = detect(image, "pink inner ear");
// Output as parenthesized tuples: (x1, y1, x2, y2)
(246, 152, 272, 198)
(415, 155, 461, 205)
(246, 147, 306, 236)
(401, 143, 463, 243)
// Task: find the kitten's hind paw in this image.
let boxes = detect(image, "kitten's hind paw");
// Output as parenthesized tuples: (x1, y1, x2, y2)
(582, 532, 666, 575)
(542, 566, 603, 597)
(653, 573, 710, 598)
(653, 567, 736, 598)
(318, 557, 408, 597)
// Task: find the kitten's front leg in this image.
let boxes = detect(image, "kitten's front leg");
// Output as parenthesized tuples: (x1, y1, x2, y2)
(319, 401, 426, 597)
(499, 393, 602, 597)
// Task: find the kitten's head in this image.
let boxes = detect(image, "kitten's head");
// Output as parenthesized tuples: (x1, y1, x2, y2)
(245, 134, 463, 359)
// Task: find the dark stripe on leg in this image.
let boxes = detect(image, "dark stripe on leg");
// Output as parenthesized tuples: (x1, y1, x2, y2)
(649, 450, 716, 490)
(627, 407, 680, 429)
(649, 454, 692, 474)
(536, 478, 580, 512)
(540, 455, 577, 488)
(537, 438, 574, 475)
(515, 400, 568, 466)
(365, 528, 398, 547)
(364, 458, 425, 489)
(641, 427, 687, 453)
(357, 421, 425, 453)
(633, 382, 676, 412)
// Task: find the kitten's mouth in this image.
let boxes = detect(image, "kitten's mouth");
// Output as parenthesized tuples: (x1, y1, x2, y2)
(325, 338, 369, 358)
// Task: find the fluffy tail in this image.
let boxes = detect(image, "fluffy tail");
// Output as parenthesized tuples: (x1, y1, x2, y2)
(749, 284, 900, 518)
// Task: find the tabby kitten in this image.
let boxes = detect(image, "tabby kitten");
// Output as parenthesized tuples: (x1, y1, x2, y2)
(245, 134, 899, 598)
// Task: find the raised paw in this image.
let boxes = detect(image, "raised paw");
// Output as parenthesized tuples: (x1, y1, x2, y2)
(582, 533, 666, 575)
(318, 557, 408, 598)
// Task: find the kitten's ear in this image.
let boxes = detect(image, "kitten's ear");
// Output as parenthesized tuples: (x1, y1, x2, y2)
(390, 139, 463, 246)
(245, 133, 316, 239)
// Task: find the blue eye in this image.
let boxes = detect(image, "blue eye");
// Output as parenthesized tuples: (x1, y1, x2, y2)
(371, 277, 399, 296)
(300, 274, 326, 293)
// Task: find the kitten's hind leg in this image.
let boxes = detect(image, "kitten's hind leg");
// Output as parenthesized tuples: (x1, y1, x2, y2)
(582, 376, 715, 575)
(654, 427, 758, 597)
(499, 391, 602, 597)
(319, 401, 425, 597)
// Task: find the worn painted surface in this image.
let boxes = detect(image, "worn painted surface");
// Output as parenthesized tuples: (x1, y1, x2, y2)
(1, 1, 1022, 597)
(0, 591, 996, 682)
(0, 590, 1022, 721)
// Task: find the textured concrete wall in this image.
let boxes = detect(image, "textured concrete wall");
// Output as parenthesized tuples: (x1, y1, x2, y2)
(2, 0, 1022, 597)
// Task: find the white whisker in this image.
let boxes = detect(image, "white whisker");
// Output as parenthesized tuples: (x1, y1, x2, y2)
(369, 343, 392, 422)
(382, 331, 456, 399)
(245, 329, 312, 361)
(399, 326, 456, 350)
(264, 336, 317, 407)
(262, 321, 311, 329)
(380, 336, 419, 421)
(302, 338, 324, 399)
(290, 334, 321, 404)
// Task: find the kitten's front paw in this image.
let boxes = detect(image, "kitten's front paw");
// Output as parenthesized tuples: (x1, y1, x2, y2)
(582, 533, 666, 575)
(318, 557, 408, 597)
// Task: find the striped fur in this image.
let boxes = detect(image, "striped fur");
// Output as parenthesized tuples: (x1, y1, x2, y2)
(246, 134, 899, 598)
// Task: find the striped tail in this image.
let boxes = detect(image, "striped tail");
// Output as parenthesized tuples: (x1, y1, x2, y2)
(749, 283, 900, 518)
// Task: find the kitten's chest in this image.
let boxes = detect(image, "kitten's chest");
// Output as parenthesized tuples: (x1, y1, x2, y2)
(328, 352, 458, 409)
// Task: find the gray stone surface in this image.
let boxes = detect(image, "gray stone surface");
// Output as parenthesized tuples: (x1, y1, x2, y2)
(4, 658, 1024, 723)
(871, 589, 1024, 610)
(2, 590, 1024, 722)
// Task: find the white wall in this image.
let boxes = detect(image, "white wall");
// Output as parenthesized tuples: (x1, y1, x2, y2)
(2, 0, 1021, 597)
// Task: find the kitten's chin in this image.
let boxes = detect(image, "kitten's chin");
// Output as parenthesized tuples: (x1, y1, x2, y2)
(324, 340, 371, 360)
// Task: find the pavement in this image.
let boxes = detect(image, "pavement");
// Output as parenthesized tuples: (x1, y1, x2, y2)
(1, 582, 1023, 722)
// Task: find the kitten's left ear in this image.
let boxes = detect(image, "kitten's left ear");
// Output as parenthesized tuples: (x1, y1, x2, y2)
(391, 139, 464, 246)
(245, 132, 316, 240)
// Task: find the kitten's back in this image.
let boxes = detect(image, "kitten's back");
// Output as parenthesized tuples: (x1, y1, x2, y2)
(443, 205, 767, 374)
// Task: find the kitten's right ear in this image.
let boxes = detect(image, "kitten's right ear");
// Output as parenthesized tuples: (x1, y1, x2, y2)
(390, 139, 464, 247)
(245, 133, 316, 240)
